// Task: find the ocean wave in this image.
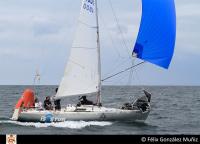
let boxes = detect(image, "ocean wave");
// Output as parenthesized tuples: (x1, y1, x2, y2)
(0, 116, 10, 120)
(0, 120, 113, 129)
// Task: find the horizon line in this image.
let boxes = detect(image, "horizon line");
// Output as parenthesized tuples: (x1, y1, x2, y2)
(0, 84, 200, 87)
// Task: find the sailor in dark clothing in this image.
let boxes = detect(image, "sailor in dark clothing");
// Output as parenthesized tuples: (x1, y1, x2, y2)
(44, 96, 53, 110)
(53, 87, 61, 111)
(54, 99, 61, 110)
(132, 90, 151, 112)
(143, 90, 151, 102)
(79, 96, 93, 105)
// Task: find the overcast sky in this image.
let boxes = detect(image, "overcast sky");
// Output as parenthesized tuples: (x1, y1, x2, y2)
(0, 0, 199, 86)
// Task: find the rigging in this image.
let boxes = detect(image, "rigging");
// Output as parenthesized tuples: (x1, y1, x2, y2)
(102, 61, 145, 82)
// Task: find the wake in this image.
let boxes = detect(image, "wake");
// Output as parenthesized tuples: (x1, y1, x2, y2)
(0, 120, 113, 129)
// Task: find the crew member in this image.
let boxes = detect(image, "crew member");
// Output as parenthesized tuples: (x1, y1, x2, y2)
(44, 96, 53, 110)
(53, 87, 61, 111)
(35, 98, 43, 110)
(79, 96, 93, 105)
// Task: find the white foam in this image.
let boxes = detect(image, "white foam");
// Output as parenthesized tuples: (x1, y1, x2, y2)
(0, 120, 112, 129)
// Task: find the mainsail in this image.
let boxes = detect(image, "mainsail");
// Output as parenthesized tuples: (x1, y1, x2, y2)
(133, 0, 176, 69)
(56, 0, 100, 99)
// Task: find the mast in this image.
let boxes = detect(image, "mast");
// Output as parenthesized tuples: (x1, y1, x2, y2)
(95, 0, 102, 105)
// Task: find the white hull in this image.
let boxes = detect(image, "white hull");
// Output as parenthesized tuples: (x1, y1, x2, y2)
(17, 105, 150, 123)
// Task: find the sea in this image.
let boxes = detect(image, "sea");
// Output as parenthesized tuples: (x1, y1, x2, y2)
(0, 86, 200, 135)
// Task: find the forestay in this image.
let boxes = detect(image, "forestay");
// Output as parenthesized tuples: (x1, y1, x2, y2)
(133, 0, 176, 69)
(56, 0, 100, 99)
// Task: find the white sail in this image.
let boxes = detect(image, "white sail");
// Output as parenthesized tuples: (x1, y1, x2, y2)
(56, 0, 100, 99)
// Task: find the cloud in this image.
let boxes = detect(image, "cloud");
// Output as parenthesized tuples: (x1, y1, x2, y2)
(32, 17, 63, 36)
(175, 0, 200, 56)
(176, 0, 200, 17)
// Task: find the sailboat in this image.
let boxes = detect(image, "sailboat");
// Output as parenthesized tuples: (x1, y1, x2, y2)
(12, 0, 176, 123)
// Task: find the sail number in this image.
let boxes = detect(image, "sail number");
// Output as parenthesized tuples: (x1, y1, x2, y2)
(83, 0, 95, 13)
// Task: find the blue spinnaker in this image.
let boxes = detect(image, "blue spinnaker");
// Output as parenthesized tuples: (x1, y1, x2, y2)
(133, 0, 176, 69)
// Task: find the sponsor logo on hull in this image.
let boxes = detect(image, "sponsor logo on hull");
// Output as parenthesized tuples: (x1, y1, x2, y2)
(40, 113, 65, 123)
